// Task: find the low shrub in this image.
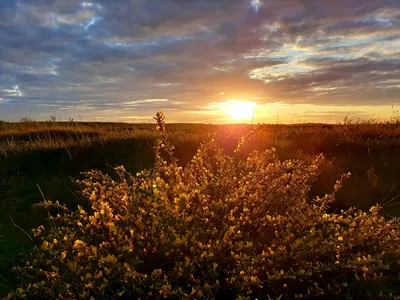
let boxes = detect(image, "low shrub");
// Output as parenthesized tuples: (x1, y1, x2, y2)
(6, 112, 400, 299)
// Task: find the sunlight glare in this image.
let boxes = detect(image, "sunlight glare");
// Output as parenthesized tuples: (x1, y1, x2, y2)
(221, 100, 257, 121)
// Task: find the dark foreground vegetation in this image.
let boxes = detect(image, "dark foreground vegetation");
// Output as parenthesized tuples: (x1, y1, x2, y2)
(1, 114, 400, 298)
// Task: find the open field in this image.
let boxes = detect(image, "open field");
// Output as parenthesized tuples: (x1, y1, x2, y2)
(1, 119, 400, 298)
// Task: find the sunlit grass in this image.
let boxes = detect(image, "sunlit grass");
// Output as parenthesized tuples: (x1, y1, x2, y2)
(2, 116, 400, 298)
(4, 112, 400, 299)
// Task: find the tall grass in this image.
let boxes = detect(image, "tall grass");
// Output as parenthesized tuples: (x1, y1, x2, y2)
(4, 112, 400, 299)
(2, 120, 400, 156)
(1, 117, 400, 298)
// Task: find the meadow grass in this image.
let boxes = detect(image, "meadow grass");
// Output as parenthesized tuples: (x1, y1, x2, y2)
(1, 118, 400, 297)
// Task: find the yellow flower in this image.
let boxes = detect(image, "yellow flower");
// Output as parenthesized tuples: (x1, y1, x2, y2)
(95, 271, 103, 279)
(104, 254, 117, 264)
(85, 283, 93, 289)
(89, 191, 97, 201)
(41, 241, 49, 250)
(74, 240, 86, 248)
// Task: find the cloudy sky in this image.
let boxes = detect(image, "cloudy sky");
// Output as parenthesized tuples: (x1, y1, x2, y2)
(0, 0, 399, 123)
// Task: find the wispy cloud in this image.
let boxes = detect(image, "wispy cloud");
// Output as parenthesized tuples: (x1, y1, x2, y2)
(0, 0, 399, 121)
(123, 99, 169, 106)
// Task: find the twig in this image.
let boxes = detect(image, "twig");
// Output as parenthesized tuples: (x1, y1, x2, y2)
(37, 184, 63, 216)
(9, 214, 42, 259)
(64, 145, 72, 160)
(67, 186, 81, 201)
(383, 193, 400, 208)
(382, 182, 398, 204)
(37, 184, 46, 201)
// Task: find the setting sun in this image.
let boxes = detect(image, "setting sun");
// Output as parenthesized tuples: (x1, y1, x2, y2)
(222, 100, 257, 121)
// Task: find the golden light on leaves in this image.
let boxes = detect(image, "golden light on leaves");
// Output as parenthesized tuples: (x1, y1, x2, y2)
(7, 112, 400, 299)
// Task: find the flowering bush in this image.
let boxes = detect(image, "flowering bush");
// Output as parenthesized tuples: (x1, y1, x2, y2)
(6, 112, 400, 299)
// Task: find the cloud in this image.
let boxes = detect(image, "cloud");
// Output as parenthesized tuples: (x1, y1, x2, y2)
(0, 0, 399, 121)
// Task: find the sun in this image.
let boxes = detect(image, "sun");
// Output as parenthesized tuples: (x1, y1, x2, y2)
(222, 100, 257, 121)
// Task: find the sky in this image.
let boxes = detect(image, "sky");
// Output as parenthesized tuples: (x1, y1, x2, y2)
(0, 0, 399, 123)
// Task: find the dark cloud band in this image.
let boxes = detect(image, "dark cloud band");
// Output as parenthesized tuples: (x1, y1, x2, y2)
(0, 0, 399, 120)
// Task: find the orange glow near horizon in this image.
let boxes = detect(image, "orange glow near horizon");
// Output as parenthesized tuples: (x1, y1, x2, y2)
(220, 100, 258, 121)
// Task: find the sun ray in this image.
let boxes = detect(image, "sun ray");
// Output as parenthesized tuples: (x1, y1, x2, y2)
(220, 100, 258, 121)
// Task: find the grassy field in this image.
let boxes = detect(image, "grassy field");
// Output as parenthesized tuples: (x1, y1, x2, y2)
(1, 119, 400, 297)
